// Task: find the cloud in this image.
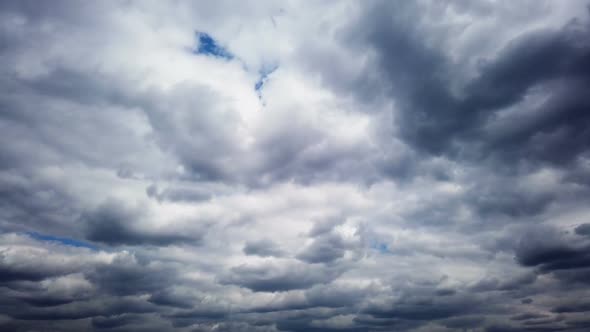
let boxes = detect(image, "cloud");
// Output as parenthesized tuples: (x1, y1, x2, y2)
(362, 290, 482, 321)
(575, 223, 590, 237)
(146, 184, 212, 203)
(296, 234, 347, 264)
(515, 226, 590, 271)
(82, 200, 202, 246)
(243, 239, 285, 258)
(329, 1, 590, 176)
(1, 1, 590, 331)
(0, 242, 89, 282)
(220, 261, 342, 292)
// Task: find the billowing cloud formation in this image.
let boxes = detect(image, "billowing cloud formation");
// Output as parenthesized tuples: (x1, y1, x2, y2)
(1, 1, 590, 331)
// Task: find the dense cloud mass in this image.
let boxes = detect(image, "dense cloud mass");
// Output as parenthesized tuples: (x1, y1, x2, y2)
(1, 1, 590, 331)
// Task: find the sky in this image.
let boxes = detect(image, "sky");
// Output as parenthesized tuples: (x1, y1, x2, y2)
(1, 1, 590, 331)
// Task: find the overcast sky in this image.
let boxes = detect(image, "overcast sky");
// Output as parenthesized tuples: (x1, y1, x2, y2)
(1, 1, 590, 331)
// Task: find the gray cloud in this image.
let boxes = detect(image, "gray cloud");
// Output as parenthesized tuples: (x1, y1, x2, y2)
(515, 226, 590, 272)
(1, 1, 590, 331)
(220, 262, 342, 292)
(83, 200, 203, 246)
(243, 239, 285, 258)
(296, 234, 347, 264)
(348, 2, 590, 170)
(146, 184, 212, 203)
(575, 223, 590, 237)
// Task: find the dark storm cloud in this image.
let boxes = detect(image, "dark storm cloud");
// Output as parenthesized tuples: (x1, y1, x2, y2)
(351, 315, 418, 331)
(91, 314, 142, 329)
(346, 2, 590, 169)
(470, 272, 537, 293)
(220, 262, 342, 292)
(0, 237, 192, 330)
(18, 294, 81, 308)
(575, 223, 590, 237)
(515, 226, 590, 271)
(510, 225, 590, 298)
(553, 301, 590, 313)
(0, 262, 65, 282)
(362, 292, 480, 321)
(86, 255, 180, 296)
(517, 244, 590, 271)
(10, 297, 157, 321)
(83, 200, 200, 246)
(0, 280, 91, 309)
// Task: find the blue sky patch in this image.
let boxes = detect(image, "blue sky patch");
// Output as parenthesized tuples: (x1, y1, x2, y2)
(255, 65, 278, 98)
(370, 241, 390, 254)
(194, 32, 233, 60)
(25, 232, 98, 250)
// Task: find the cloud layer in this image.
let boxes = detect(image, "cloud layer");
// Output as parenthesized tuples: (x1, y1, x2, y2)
(1, 1, 590, 331)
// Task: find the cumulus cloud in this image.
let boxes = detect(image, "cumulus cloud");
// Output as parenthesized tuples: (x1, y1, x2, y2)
(1, 1, 590, 331)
